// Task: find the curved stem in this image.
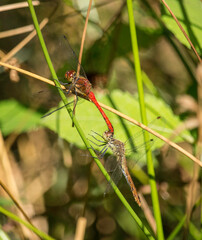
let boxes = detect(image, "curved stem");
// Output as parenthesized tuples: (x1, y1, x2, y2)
(26, 1, 155, 239)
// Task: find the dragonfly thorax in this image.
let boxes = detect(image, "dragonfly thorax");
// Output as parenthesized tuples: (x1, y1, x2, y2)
(103, 131, 125, 158)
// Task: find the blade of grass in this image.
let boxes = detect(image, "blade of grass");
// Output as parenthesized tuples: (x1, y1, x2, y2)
(188, 220, 201, 239)
(0, 180, 31, 224)
(26, 1, 155, 239)
(126, 0, 164, 239)
(167, 215, 186, 240)
(0, 60, 201, 167)
(0, 206, 55, 240)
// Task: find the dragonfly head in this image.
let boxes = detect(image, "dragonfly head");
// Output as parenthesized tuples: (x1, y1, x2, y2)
(103, 130, 114, 141)
(65, 70, 76, 83)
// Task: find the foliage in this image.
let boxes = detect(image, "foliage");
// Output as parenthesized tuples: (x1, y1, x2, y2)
(162, 0, 202, 53)
(0, 0, 201, 239)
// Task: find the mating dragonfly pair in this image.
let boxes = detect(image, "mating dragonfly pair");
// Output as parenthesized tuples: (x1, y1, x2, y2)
(42, 36, 158, 207)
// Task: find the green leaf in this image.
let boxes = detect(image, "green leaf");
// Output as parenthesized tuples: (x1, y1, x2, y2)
(0, 99, 42, 136)
(0, 229, 10, 240)
(83, 23, 161, 74)
(41, 89, 193, 150)
(162, 0, 202, 53)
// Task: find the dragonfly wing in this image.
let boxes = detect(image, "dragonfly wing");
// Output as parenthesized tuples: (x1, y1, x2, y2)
(62, 35, 87, 79)
(125, 117, 165, 168)
(104, 155, 117, 172)
(126, 138, 154, 169)
(104, 156, 123, 195)
(125, 116, 163, 146)
(41, 96, 85, 119)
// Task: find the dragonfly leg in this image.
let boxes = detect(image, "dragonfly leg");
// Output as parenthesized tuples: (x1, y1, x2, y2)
(59, 81, 70, 86)
(89, 134, 106, 144)
(72, 95, 78, 127)
(87, 138, 106, 148)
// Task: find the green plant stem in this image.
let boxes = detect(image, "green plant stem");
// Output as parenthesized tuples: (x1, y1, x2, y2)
(0, 207, 55, 240)
(126, 0, 164, 239)
(167, 215, 186, 240)
(26, 1, 155, 239)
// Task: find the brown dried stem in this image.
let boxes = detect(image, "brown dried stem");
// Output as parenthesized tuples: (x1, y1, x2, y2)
(0, 1, 40, 12)
(1, 18, 48, 63)
(161, 0, 201, 62)
(77, 0, 93, 76)
(0, 61, 201, 167)
(0, 25, 35, 39)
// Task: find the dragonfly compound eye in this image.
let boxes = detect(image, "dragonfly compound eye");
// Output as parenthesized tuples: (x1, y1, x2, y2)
(65, 70, 76, 82)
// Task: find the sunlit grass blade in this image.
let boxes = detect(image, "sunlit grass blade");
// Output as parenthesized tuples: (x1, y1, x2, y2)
(0, 207, 55, 240)
(126, 0, 165, 239)
(26, 1, 156, 239)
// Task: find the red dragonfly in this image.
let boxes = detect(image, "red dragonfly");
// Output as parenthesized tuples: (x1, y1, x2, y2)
(42, 36, 114, 135)
(64, 69, 114, 135)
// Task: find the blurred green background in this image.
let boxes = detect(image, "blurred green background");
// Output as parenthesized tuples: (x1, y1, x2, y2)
(0, 0, 201, 239)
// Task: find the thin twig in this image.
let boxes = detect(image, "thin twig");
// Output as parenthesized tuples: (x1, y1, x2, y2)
(99, 102, 202, 167)
(0, 1, 40, 12)
(139, 193, 156, 234)
(0, 131, 35, 238)
(0, 61, 201, 167)
(77, 0, 93, 76)
(1, 18, 48, 63)
(0, 181, 32, 224)
(0, 61, 59, 87)
(0, 25, 34, 39)
(74, 0, 92, 122)
(161, 0, 201, 62)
